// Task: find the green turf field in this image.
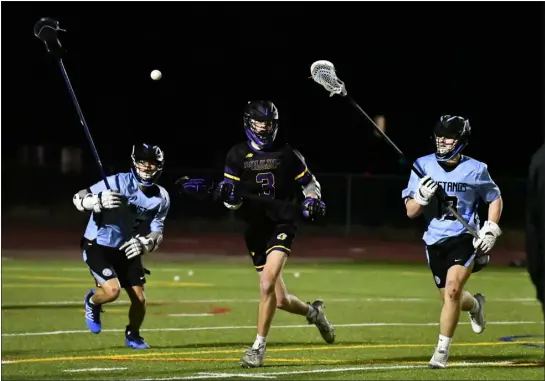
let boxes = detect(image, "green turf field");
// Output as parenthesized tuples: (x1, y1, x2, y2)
(2, 258, 544, 380)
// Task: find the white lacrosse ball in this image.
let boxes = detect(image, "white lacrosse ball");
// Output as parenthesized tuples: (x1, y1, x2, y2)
(150, 70, 162, 80)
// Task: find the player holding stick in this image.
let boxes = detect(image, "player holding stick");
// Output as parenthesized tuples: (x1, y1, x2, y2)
(73, 144, 170, 349)
(402, 116, 503, 368)
(178, 100, 335, 368)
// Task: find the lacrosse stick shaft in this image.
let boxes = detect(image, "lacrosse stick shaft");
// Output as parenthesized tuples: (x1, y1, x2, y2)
(310, 60, 478, 239)
(34, 17, 111, 191)
(57, 59, 111, 189)
(345, 96, 479, 239)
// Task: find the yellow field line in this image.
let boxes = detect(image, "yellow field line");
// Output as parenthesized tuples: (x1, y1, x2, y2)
(3, 341, 543, 365)
(4, 275, 83, 281)
(110, 357, 342, 363)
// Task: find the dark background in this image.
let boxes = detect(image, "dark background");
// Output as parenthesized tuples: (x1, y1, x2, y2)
(2, 2, 544, 235)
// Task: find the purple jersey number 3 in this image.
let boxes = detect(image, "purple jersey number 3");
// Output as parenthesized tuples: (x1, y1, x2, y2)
(256, 172, 276, 199)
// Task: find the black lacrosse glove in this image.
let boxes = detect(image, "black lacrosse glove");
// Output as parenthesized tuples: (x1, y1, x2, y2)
(214, 181, 243, 205)
(175, 177, 216, 200)
(302, 197, 326, 221)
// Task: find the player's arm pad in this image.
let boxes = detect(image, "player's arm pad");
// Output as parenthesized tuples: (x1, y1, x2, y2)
(145, 231, 164, 253)
(302, 175, 322, 199)
(73, 189, 101, 213)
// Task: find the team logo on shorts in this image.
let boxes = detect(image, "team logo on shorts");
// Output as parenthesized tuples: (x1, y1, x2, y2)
(434, 275, 441, 285)
(277, 233, 287, 241)
(102, 268, 113, 277)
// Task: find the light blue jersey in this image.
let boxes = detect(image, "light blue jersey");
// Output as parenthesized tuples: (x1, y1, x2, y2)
(402, 154, 501, 246)
(84, 172, 170, 248)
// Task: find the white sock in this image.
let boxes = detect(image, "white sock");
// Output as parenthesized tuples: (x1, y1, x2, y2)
(470, 296, 480, 314)
(252, 334, 266, 349)
(437, 334, 452, 352)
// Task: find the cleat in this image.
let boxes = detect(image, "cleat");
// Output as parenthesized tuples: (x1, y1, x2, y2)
(468, 293, 486, 334)
(240, 345, 266, 368)
(84, 289, 103, 334)
(429, 348, 449, 368)
(306, 300, 335, 344)
(125, 326, 150, 349)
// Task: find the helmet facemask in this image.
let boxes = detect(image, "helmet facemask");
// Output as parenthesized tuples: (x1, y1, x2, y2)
(244, 117, 279, 148)
(434, 116, 471, 162)
(134, 160, 159, 182)
(131, 144, 165, 186)
(435, 135, 459, 157)
(243, 100, 279, 150)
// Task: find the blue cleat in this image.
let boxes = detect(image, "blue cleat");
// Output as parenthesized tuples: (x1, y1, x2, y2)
(125, 326, 150, 349)
(84, 289, 103, 334)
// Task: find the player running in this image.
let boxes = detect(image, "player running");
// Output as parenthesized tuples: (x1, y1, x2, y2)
(401, 115, 503, 368)
(73, 143, 170, 349)
(178, 100, 335, 368)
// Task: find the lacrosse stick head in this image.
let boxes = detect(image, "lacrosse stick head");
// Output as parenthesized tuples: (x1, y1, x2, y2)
(310, 60, 347, 97)
(34, 17, 66, 55)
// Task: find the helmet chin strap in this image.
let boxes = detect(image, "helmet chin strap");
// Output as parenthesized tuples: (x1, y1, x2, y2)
(440, 153, 461, 166)
(131, 168, 155, 187)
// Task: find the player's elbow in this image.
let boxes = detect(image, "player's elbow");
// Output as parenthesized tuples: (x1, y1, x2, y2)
(407, 209, 420, 219)
(73, 190, 94, 213)
(405, 198, 423, 219)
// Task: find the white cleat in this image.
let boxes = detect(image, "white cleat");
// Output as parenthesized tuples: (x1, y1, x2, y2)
(469, 293, 486, 334)
(240, 345, 266, 368)
(306, 300, 336, 344)
(429, 348, 449, 369)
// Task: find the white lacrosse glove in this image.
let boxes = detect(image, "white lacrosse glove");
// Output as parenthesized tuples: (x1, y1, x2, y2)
(99, 189, 124, 210)
(119, 235, 155, 259)
(78, 189, 124, 213)
(473, 221, 502, 254)
(413, 175, 438, 206)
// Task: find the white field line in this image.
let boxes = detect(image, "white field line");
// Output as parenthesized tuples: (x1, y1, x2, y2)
(2, 321, 542, 337)
(130, 361, 530, 380)
(5, 296, 537, 307)
(197, 373, 275, 379)
(63, 367, 127, 373)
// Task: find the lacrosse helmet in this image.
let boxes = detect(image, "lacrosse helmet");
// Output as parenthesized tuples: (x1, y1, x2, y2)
(433, 115, 471, 162)
(243, 100, 279, 150)
(130, 143, 165, 186)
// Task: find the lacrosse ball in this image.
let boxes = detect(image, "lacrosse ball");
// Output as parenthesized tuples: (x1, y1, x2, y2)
(188, 270, 194, 276)
(294, 272, 300, 278)
(173, 275, 180, 281)
(150, 70, 162, 80)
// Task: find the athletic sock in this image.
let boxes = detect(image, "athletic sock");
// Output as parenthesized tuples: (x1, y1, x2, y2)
(437, 334, 452, 352)
(252, 334, 266, 350)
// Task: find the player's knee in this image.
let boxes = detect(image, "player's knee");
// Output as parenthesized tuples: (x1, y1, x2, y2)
(444, 280, 463, 301)
(259, 275, 276, 296)
(132, 296, 146, 308)
(127, 286, 146, 305)
(102, 284, 121, 301)
(131, 292, 146, 306)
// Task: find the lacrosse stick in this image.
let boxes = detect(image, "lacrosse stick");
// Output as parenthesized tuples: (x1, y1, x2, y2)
(34, 17, 112, 190)
(310, 60, 479, 239)
(175, 177, 311, 213)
